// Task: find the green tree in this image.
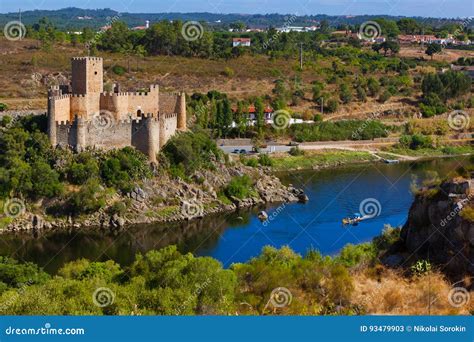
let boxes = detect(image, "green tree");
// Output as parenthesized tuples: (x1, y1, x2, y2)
(425, 43, 442, 60)
(254, 98, 265, 136)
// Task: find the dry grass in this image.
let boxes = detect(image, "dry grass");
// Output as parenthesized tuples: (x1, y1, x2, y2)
(352, 268, 472, 315)
(398, 46, 474, 62)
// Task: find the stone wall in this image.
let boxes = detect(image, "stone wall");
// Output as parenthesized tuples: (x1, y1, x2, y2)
(49, 95, 71, 122)
(163, 113, 178, 145)
(159, 93, 180, 113)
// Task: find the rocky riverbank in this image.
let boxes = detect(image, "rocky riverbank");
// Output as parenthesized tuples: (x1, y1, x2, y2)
(4, 162, 307, 233)
(383, 175, 474, 279)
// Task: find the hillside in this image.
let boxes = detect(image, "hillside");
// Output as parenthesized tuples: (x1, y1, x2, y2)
(0, 7, 470, 30)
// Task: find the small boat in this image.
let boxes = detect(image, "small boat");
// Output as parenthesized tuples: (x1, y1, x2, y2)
(383, 159, 400, 164)
(342, 213, 363, 226)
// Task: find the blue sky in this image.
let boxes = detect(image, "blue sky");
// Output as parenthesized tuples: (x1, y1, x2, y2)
(0, 0, 472, 18)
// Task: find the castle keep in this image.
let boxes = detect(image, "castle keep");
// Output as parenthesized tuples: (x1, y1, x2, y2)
(47, 57, 186, 163)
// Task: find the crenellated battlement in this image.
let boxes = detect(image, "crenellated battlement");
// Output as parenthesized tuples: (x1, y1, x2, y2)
(49, 94, 72, 101)
(72, 56, 102, 61)
(163, 112, 178, 119)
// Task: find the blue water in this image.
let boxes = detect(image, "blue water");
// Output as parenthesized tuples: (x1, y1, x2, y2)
(195, 161, 422, 266)
(0, 157, 468, 273)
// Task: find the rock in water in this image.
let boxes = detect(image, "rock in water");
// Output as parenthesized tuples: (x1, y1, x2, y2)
(258, 211, 269, 222)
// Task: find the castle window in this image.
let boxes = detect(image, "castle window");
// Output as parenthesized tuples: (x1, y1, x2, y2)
(94, 71, 98, 75)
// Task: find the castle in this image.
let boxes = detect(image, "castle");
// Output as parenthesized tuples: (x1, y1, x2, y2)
(47, 57, 186, 163)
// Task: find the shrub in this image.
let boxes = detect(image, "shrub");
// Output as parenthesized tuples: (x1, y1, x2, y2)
(68, 178, 106, 215)
(244, 158, 258, 168)
(0, 257, 50, 288)
(399, 134, 433, 150)
(112, 65, 126, 75)
(100, 147, 151, 192)
(378, 90, 391, 103)
(225, 175, 255, 199)
(289, 146, 305, 156)
(337, 243, 376, 268)
(67, 152, 100, 185)
(222, 67, 235, 77)
(0, 103, 8, 112)
(410, 260, 432, 276)
(258, 154, 273, 167)
(326, 98, 339, 113)
(313, 114, 323, 123)
(162, 131, 222, 176)
(107, 201, 128, 216)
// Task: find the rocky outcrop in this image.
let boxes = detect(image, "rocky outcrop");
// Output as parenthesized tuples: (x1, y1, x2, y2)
(4, 163, 307, 233)
(394, 177, 474, 277)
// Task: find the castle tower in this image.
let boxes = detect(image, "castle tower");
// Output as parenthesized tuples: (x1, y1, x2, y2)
(71, 57, 103, 95)
(177, 92, 187, 130)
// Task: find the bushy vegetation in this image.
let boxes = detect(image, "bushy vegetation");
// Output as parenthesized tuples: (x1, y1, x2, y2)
(420, 71, 472, 117)
(290, 120, 389, 142)
(161, 130, 223, 178)
(224, 175, 255, 200)
(398, 134, 433, 150)
(0, 115, 151, 215)
(0, 225, 407, 315)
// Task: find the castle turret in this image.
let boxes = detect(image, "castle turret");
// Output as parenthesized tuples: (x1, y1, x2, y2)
(177, 92, 187, 131)
(47, 95, 57, 146)
(145, 115, 158, 163)
(76, 116, 87, 152)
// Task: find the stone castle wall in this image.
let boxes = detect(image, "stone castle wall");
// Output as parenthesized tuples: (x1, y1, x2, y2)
(47, 57, 186, 163)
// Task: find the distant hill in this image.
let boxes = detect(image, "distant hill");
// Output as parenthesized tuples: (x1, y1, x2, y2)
(0, 7, 468, 30)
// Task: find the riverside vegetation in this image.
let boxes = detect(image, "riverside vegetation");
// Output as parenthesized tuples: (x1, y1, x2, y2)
(0, 114, 304, 231)
(0, 224, 471, 315)
(1, 169, 473, 315)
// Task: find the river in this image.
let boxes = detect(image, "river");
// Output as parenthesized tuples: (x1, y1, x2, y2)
(0, 157, 469, 273)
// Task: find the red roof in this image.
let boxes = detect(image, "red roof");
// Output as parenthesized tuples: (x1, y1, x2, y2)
(232, 105, 273, 113)
(233, 38, 251, 42)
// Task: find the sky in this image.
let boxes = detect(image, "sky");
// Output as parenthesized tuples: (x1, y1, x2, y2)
(0, 0, 472, 18)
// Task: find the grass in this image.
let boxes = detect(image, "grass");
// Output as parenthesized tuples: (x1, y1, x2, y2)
(270, 150, 377, 171)
(0, 217, 13, 230)
(386, 145, 474, 157)
(155, 206, 179, 219)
